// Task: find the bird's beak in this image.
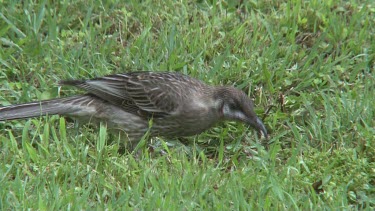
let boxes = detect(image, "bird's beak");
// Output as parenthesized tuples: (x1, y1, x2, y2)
(246, 116, 268, 139)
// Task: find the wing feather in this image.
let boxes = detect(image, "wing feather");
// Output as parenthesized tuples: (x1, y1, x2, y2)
(60, 72, 207, 118)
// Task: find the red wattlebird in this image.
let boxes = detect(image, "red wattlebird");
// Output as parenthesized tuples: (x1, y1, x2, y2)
(0, 72, 267, 145)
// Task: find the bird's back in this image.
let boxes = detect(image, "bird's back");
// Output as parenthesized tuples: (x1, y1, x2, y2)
(61, 71, 211, 118)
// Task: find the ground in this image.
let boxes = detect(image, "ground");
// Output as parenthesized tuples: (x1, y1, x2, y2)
(0, 0, 374, 209)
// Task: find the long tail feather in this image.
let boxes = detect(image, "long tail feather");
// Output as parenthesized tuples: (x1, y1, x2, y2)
(0, 95, 96, 121)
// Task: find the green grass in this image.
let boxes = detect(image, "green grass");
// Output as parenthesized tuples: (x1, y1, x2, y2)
(0, 0, 374, 209)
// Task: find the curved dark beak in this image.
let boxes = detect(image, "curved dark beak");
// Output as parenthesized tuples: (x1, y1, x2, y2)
(246, 116, 268, 139)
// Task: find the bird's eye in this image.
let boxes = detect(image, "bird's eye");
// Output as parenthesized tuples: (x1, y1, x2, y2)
(221, 101, 239, 116)
(229, 103, 238, 110)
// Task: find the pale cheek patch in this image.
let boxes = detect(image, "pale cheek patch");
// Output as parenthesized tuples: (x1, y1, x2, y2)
(234, 111, 246, 120)
(222, 104, 231, 115)
(222, 104, 246, 120)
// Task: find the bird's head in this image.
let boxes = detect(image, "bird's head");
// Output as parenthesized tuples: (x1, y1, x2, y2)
(213, 87, 268, 138)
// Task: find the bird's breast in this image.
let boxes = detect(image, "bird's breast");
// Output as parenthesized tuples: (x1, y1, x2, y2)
(151, 103, 221, 137)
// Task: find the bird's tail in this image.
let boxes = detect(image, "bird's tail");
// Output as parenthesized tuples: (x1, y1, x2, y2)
(0, 95, 94, 121)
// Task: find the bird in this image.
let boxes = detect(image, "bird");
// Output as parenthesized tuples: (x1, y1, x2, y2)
(0, 71, 268, 146)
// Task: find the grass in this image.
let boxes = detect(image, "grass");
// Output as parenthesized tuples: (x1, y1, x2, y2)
(0, 0, 374, 209)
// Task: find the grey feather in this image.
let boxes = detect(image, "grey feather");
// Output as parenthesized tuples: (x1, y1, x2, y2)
(1, 71, 268, 141)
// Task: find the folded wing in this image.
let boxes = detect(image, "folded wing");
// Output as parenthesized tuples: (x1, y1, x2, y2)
(60, 72, 205, 118)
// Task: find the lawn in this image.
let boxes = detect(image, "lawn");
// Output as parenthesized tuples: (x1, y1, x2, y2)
(0, 0, 374, 210)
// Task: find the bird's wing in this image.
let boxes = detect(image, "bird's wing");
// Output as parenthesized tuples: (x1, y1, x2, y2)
(60, 72, 204, 117)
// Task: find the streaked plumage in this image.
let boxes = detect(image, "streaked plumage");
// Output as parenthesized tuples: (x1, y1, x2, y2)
(0, 72, 267, 143)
